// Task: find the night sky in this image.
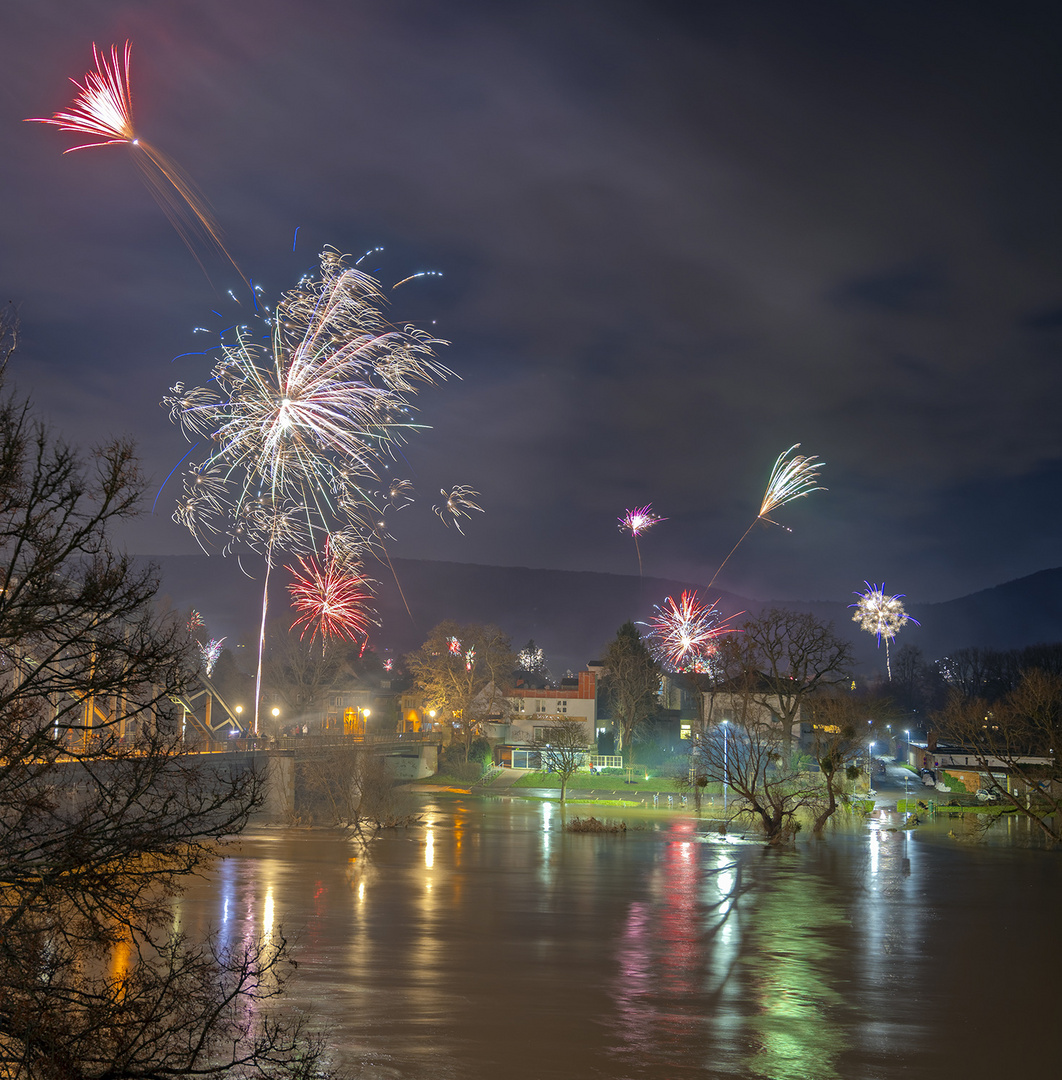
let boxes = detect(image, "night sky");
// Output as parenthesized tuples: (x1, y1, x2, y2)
(3, 0, 1061, 612)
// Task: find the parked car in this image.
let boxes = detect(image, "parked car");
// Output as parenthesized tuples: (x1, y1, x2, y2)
(975, 789, 999, 803)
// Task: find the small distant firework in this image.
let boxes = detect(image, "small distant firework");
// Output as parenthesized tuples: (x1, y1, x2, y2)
(27, 42, 240, 276)
(287, 541, 373, 647)
(447, 636, 462, 656)
(186, 609, 205, 634)
(851, 582, 920, 680)
(198, 638, 225, 677)
(707, 444, 825, 588)
(464, 645, 476, 672)
(647, 590, 738, 673)
(618, 504, 666, 576)
(383, 478, 414, 510)
(434, 486, 484, 534)
(518, 644, 546, 672)
(383, 657, 394, 672)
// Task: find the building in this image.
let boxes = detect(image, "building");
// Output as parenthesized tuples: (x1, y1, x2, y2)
(481, 670, 598, 763)
(700, 674, 803, 744)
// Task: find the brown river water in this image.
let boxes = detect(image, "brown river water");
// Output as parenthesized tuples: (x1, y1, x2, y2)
(173, 794, 1059, 1080)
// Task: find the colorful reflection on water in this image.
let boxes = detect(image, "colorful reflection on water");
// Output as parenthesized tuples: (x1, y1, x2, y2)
(173, 801, 1059, 1079)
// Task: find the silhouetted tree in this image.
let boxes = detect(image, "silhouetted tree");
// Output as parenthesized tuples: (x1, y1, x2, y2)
(714, 609, 853, 762)
(602, 621, 661, 764)
(804, 693, 873, 833)
(689, 694, 818, 845)
(298, 743, 414, 830)
(0, 312, 331, 1080)
(936, 669, 1062, 843)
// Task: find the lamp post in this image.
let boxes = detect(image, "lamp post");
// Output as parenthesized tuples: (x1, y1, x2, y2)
(868, 740, 875, 794)
(234, 704, 243, 738)
(904, 729, 911, 806)
(721, 719, 729, 816)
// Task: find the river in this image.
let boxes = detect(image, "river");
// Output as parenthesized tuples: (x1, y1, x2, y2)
(174, 794, 1058, 1079)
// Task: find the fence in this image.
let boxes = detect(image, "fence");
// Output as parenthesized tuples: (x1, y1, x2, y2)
(590, 755, 624, 769)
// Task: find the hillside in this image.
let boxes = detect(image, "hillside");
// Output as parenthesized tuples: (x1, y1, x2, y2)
(148, 554, 1062, 677)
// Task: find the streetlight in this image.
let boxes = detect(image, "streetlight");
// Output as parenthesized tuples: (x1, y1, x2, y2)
(868, 740, 875, 794)
(428, 709, 436, 731)
(233, 704, 243, 738)
(721, 719, 729, 816)
(904, 729, 911, 806)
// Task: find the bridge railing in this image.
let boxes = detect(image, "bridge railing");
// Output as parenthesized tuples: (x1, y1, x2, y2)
(183, 730, 442, 754)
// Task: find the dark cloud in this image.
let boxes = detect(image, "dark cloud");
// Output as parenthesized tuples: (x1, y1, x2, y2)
(2, 0, 1061, 627)
(830, 261, 948, 315)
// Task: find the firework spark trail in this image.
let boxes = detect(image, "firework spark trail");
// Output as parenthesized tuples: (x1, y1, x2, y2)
(434, 486, 484, 534)
(27, 41, 242, 279)
(850, 582, 919, 680)
(707, 445, 826, 589)
(646, 590, 740, 673)
(618, 505, 666, 577)
(163, 248, 458, 732)
(287, 540, 372, 647)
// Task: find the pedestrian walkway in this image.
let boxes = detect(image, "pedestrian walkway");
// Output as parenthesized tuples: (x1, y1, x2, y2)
(472, 767, 532, 790)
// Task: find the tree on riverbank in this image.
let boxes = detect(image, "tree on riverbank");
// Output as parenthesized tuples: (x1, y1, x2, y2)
(298, 744, 414, 829)
(936, 668, 1062, 843)
(690, 694, 819, 844)
(803, 693, 869, 833)
(408, 620, 516, 761)
(0, 315, 332, 1080)
(718, 610, 853, 764)
(533, 718, 591, 803)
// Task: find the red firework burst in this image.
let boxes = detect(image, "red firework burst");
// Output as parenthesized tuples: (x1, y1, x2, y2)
(286, 542, 372, 645)
(647, 590, 739, 672)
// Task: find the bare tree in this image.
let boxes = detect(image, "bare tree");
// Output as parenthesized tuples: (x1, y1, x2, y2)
(803, 693, 869, 833)
(0, 323, 331, 1080)
(720, 609, 853, 762)
(935, 669, 1062, 843)
(407, 621, 516, 761)
(262, 623, 371, 729)
(602, 621, 661, 764)
(533, 718, 591, 803)
(298, 744, 413, 831)
(690, 697, 818, 845)
(939, 646, 998, 699)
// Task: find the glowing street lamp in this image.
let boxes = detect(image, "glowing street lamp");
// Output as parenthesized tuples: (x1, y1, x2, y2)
(721, 719, 729, 816)
(904, 729, 911, 804)
(868, 740, 876, 794)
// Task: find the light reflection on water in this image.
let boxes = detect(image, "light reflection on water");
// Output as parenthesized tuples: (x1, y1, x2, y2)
(172, 801, 1059, 1079)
